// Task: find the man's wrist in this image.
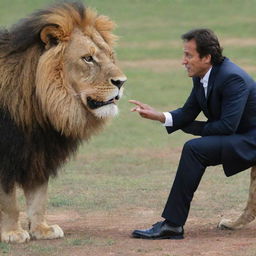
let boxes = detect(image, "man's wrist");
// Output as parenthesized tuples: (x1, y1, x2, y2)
(158, 112, 166, 123)
(162, 112, 173, 126)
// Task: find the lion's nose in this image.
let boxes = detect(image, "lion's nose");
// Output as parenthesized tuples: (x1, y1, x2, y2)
(110, 77, 127, 89)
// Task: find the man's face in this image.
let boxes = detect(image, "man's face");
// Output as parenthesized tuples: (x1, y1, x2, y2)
(182, 39, 212, 78)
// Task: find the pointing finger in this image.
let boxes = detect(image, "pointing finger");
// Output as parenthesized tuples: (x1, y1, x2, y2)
(128, 100, 147, 109)
(129, 100, 144, 107)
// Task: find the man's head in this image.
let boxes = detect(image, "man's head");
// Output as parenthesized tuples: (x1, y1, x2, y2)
(181, 28, 224, 78)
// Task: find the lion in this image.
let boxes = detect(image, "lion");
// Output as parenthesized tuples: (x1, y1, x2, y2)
(218, 166, 256, 230)
(0, 1, 126, 243)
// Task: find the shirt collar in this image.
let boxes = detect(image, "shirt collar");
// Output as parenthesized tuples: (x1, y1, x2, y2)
(200, 67, 212, 86)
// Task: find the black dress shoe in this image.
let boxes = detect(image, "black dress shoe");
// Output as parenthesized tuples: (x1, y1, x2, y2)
(132, 221, 184, 240)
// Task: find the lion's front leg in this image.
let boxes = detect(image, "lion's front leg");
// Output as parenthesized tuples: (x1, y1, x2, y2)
(24, 182, 64, 240)
(218, 166, 256, 230)
(0, 185, 30, 243)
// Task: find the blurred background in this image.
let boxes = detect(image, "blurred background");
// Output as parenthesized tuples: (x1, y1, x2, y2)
(0, 0, 256, 255)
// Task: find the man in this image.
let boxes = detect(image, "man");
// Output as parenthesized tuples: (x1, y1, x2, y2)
(129, 28, 256, 240)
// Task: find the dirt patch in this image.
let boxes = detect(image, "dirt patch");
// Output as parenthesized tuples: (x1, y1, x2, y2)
(32, 209, 256, 256)
(13, 208, 256, 256)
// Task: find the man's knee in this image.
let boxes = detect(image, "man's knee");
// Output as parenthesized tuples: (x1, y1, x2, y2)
(182, 138, 201, 154)
(181, 138, 207, 164)
(182, 136, 222, 166)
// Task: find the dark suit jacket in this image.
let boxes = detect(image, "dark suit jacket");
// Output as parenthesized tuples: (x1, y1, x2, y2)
(166, 58, 256, 176)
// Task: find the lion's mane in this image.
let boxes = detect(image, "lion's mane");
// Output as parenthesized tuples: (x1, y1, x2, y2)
(0, 1, 117, 192)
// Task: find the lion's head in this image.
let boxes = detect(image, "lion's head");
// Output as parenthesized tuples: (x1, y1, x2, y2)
(0, 1, 126, 139)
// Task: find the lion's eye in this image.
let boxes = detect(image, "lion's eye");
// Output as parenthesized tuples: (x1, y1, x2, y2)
(82, 56, 94, 63)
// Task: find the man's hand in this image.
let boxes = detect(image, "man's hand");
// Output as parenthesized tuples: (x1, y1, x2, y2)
(129, 100, 166, 123)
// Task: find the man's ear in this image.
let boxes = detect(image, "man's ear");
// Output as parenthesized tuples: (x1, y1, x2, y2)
(40, 25, 65, 49)
(204, 54, 212, 64)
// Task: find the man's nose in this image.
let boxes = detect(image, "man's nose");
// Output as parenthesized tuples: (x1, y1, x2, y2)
(182, 57, 187, 65)
(181, 57, 188, 65)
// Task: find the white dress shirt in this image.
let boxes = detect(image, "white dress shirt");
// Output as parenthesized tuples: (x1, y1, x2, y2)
(163, 67, 212, 127)
(200, 67, 212, 97)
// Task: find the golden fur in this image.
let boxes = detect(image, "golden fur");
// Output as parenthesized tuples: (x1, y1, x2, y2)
(0, 2, 123, 138)
(0, 1, 126, 243)
(219, 166, 256, 230)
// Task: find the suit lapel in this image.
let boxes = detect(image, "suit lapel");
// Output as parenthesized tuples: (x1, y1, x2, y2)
(194, 60, 223, 118)
(206, 64, 221, 99)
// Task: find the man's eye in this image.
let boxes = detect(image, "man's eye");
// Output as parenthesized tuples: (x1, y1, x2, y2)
(82, 56, 94, 63)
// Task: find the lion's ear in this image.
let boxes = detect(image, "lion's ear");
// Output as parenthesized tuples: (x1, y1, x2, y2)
(40, 25, 65, 49)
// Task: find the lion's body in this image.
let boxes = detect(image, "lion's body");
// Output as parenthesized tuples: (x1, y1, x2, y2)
(0, 1, 126, 243)
(0, 108, 79, 193)
(219, 166, 256, 230)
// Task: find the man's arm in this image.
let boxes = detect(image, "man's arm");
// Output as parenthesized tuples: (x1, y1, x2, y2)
(165, 87, 202, 134)
(181, 120, 207, 136)
(129, 86, 202, 135)
(164, 112, 206, 136)
(129, 100, 166, 123)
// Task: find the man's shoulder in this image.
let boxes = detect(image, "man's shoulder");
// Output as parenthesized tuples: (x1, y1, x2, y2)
(219, 58, 240, 72)
(212, 58, 256, 92)
(217, 57, 253, 80)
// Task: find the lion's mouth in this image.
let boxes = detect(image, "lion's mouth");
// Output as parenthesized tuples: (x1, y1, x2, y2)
(87, 96, 120, 109)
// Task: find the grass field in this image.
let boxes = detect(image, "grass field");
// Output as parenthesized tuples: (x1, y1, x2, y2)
(1, 0, 256, 255)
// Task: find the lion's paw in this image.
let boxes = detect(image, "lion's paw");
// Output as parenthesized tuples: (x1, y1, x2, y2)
(218, 219, 235, 230)
(1, 229, 30, 243)
(30, 224, 64, 240)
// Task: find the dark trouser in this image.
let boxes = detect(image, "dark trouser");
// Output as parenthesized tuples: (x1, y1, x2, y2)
(162, 136, 222, 226)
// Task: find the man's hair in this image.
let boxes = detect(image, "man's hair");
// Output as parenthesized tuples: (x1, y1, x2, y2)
(181, 28, 224, 65)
